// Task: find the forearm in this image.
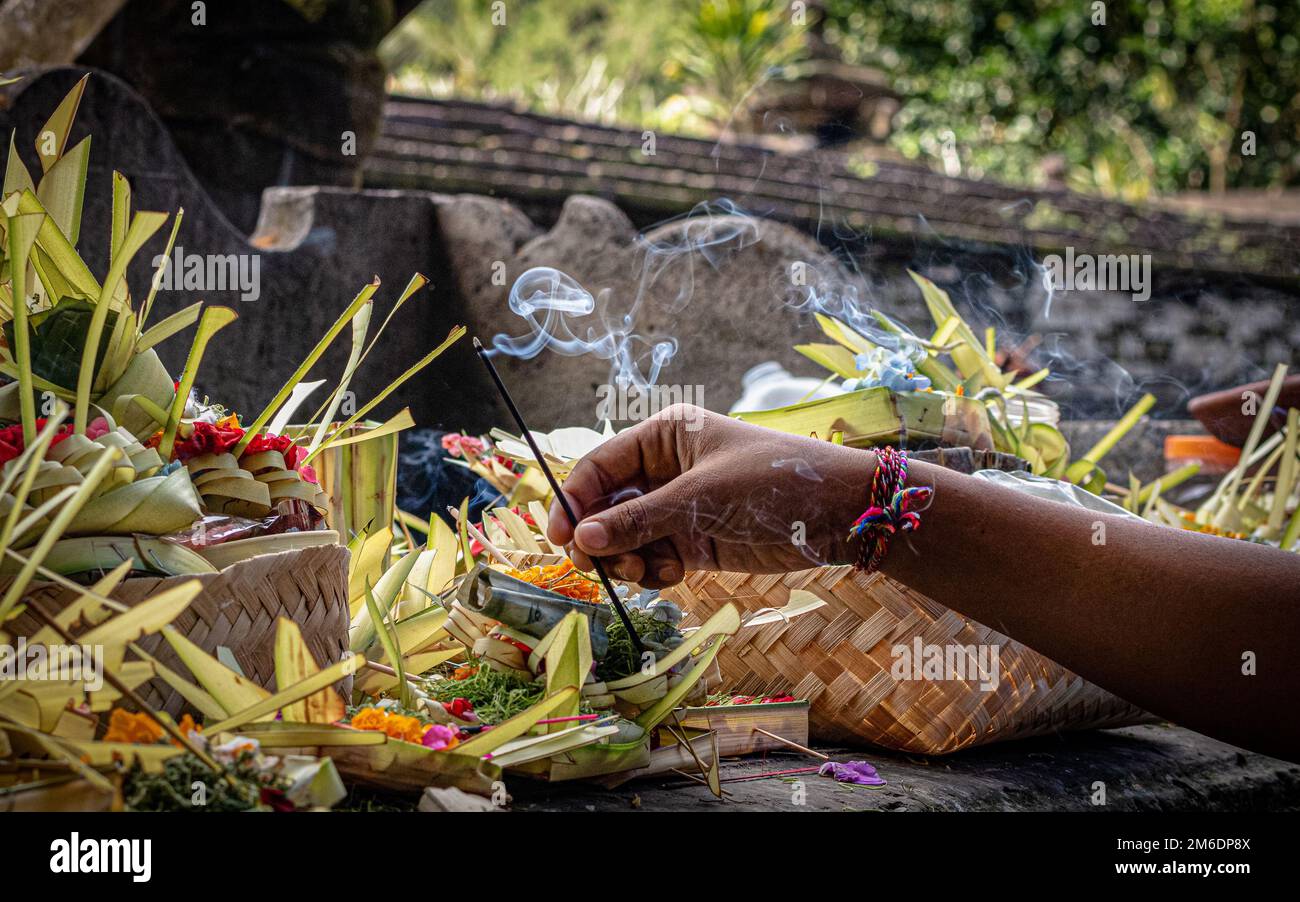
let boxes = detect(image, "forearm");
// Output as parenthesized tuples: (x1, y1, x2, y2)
(876, 460, 1300, 761)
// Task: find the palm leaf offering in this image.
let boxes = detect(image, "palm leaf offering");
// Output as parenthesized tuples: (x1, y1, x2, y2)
(738, 270, 1070, 467)
(1126, 363, 1300, 549)
(737, 270, 1178, 489)
(0, 405, 347, 810)
(322, 499, 753, 786)
(0, 77, 465, 578)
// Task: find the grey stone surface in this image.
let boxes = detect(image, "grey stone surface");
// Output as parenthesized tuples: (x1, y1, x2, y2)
(442, 193, 860, 430)
(509, 725, 1300, 812)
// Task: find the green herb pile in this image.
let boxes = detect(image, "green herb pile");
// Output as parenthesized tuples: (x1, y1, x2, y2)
(124, 751, 284, 812)
(595, 608, 680, 682)
(425, 662, 545, 725)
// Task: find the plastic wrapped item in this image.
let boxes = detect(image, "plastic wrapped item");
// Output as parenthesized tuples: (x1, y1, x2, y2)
(730, 361, 844, 413)
(970, 468, 1143, 520)
(164, 505, 325, 551)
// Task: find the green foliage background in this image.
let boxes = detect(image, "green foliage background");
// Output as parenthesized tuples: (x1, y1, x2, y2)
(382, 0, 1299, 198)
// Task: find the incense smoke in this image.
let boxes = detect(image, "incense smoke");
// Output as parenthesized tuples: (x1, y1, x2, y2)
(490, 200, 761, 397)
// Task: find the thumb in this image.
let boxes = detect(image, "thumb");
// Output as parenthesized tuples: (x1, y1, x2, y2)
(573, 477, 699, 556)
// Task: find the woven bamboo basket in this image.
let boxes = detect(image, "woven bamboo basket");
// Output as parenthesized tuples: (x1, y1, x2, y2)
(663, 566, 1154, 754)
(12, 544, 351, 718)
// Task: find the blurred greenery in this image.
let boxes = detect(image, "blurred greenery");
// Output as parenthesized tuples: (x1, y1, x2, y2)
(382, 0, 802, 133)
(823, 0, 1298, 199)
(382, 0, 1299, 197)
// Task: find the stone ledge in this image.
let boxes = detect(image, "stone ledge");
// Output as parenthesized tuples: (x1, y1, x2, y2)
(509, 725, 1300, 812)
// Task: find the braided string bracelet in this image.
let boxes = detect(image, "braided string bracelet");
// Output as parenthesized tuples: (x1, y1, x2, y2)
(847, 446, 933, 573)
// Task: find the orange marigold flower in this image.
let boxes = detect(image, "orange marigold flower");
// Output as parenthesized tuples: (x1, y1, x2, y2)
(169, 713, 203, 748)
(506, 559, 601, 603)
(452, 664, 478, 681)
(350, 707, 389, 731)
(384, 714, 427, 744)
(103, 708, 164, 745)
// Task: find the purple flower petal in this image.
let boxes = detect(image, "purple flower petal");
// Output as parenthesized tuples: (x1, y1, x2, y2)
(818, 760, 886, 786)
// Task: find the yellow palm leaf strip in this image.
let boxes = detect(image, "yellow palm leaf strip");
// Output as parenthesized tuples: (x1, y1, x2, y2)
(23, 557, 134, 643)
(135, 301, 201, 354)
(15, 189, 99, 300)
(138, 207, 183, 334)
(34, 74, 88, 173)
(8, 485, 77, 545)
(0, 722, 115, 794)
(110, 170, 130, 260)
(306, 297, 373, 453)
(0, 446, 126, 620)
(234, 278, 380, 457)
(310, 408, 414, 457)
(302, 274, 428, 431)
(158, 306, 239, 460)
(204, 655, 364, 734)
(5, 206, 45, 444)
(0, 411, 72, 545)
(74, 210, 168, 433)
(305, 324, 465, 464)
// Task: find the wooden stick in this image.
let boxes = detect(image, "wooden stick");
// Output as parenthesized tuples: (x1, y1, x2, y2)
(362, 659, 426, 693)
(721, 765, 822, 784)
(446, 505, 513, 566)
(752, 727, 830, 760)
(671, 767, 734, 797)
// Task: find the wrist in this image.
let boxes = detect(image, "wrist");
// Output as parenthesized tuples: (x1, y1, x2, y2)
(822, 446, 880, 565)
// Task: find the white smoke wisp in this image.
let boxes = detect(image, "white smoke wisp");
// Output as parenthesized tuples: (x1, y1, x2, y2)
(776, 259, 926, 366)
(489, 266, 676, 395)
(490, 200, 762, 395)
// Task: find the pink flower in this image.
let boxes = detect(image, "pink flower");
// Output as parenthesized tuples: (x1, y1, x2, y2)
(441, 433, 485, 458)
(421, 723, 460, 751)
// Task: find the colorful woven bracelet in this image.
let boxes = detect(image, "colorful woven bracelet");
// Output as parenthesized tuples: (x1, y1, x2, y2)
(847, 446, 933, 573)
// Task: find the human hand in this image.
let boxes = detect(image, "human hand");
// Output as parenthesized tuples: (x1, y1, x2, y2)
(546, 404, 877, 587)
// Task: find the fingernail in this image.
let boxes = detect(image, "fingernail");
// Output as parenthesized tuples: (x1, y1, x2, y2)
(657, 564, 680, 583)
(575, 521, 609, 551)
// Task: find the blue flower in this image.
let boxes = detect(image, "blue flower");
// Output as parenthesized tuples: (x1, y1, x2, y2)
(848, 348, 932, 392)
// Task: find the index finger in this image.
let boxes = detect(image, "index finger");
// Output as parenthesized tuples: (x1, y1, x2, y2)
(546, 417, 682, 545)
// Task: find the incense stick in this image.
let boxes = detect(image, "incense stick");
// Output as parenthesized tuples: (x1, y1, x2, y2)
(445, 504, 513, 566)
(473, 337, 645, 654)
(752, 727, 830, 761)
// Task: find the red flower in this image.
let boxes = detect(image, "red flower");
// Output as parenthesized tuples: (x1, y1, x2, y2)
(443, 697, 475, 720)
(245, 433, 308, 470)
(0, 417, 100, 467)
(441, 433, 485, 458)
(258, 786, 296, 812)
(173, 420, 245, 461)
